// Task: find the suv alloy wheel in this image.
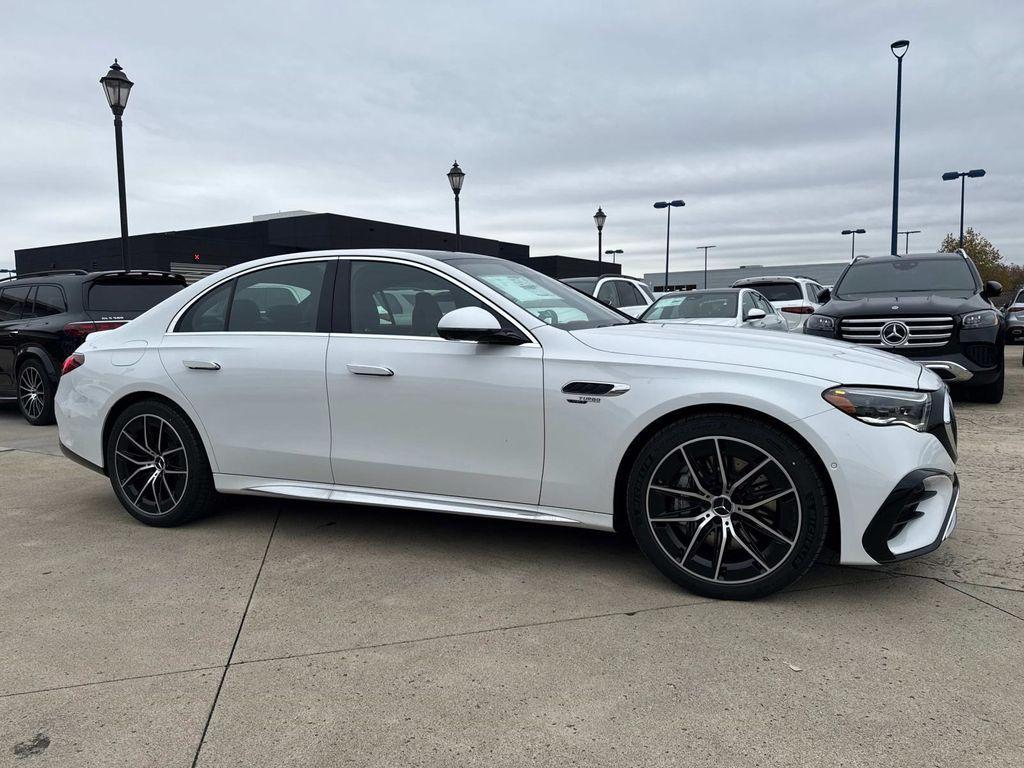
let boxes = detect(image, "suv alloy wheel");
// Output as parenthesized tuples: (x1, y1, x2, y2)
(17, 359, 56, 425)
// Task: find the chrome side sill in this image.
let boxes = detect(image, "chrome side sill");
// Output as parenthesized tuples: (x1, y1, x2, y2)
(212, 474, 615, 531)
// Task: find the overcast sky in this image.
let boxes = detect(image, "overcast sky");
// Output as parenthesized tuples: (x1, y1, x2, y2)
(2, 1, 1021, 275)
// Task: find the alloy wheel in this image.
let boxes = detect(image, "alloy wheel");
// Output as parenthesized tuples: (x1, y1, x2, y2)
(113, 414, 189, 516)
(646, 436, 801, 585)
(18, 366, 46, 421)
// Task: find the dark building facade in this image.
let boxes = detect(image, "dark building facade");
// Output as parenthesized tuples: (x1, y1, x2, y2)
(14, 212, 532, 280)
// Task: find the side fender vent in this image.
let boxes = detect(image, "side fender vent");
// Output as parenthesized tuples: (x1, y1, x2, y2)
(561, 382, 630, 397)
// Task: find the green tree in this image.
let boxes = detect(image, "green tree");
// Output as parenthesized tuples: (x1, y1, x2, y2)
(939, 227, 1024, 297)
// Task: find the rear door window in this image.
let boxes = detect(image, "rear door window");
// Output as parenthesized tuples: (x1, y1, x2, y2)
(616, 281, 645, 306)
(177, 282, 233, 332)
(33, 285, 67, 317)
(596, 281, 619, 307)
(0, 286, 31, 320)
(228, 261, 328, 333)
(88, 280, 184, 312)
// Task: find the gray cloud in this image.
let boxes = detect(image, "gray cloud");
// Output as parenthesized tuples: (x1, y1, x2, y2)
(2, 0, 1022, 275)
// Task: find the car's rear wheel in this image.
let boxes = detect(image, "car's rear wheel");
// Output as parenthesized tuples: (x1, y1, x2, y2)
(626, 412, 830, 600)
(105, 400, 216, 526)
(17, 359, 56, 426)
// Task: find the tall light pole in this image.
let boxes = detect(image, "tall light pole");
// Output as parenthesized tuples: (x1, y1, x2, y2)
(604, 248, 623, 265)
(593, 207, 606, 264)
(889, 39, 909, 256)
(898, 229, 921, 254)
(446, 162, 465, 251)
(653, 200, 685, 291)
(941, 169, 986, 247)
(841, 228, 866, 261)
(100, 60, 134, 271)
(696, 245, 716, 288)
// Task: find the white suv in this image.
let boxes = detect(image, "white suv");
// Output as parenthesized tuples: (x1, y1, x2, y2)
(731, 276, 826, 330)
(562, 275, 655, 317)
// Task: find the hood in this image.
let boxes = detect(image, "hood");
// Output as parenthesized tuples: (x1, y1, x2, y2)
(572, 323, 932, 389)
(822, 292, 984, 317)
(650, 318, 736, 327)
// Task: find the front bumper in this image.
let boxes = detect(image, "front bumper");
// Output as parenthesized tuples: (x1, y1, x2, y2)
(862, 470, 958, 562)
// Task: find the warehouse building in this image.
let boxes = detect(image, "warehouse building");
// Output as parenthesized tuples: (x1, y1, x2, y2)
(13, 211, 617, 282)
(643, 261, 852, 292)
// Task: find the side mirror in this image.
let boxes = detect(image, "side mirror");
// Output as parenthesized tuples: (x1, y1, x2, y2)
(817, 288, 831, 303)
(744, 308, 766, 321)
(982, 280, 1002, 299)
(437, 306, 527, 345)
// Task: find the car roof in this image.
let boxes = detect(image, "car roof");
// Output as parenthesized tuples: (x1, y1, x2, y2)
(731, 275, 810, 285)
(849, 252, 964, 265)
(658, 288, 744, 298)
(1, 269, 184, 286)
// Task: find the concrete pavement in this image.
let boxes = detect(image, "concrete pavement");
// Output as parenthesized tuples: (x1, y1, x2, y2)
(1, 349, 1022, 766)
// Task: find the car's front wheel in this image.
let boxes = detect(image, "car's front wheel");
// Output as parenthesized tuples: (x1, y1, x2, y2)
(105, 400, 216, 526)
(626, 412, 830, 600)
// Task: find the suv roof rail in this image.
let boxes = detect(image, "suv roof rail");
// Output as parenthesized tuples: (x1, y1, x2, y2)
(852, 255, 870, 262)
(1, 268, 88, 281)
(86, 269, 186, 280)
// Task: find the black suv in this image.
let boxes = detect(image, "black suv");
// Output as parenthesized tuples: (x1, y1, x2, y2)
(0, 269, 186, 425)
(803, 250, 1005, 403)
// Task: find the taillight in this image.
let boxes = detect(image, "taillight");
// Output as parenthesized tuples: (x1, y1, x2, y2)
(62, 320, 126, 341)
(781, 306, 814, 314)
(61, 353, 85, 375)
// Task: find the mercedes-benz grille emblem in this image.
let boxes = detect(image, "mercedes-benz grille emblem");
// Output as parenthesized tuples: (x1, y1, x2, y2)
(881, 320, 910, 346)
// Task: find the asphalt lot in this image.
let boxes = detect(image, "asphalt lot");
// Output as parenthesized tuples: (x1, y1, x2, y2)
(2, 348, 1023, 767)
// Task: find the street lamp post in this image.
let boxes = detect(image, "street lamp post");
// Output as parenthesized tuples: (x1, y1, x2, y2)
(941, 169, 986, 247)
(653, 200, 685, 291)
(446, 162, 465, 252)
(841, 228, 866, 261)
(604, 249, 623, 264)
(890, 39, 909, 256)
(100, 59, 134, 271)
(898, 229, 921, 254)
(593, 207, 606, 264)
(695, 245, 716, 288)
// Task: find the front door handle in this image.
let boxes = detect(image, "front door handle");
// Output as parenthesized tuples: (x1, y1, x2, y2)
(347, 364, 394, 377)
(184, 360, 221, 370)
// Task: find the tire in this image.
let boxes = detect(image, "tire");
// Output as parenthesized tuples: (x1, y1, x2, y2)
(625, 412, 830, 600)
(17, 359, 56, 426)
(105, 400, 216, 527)
(970, 370, 1004, 404)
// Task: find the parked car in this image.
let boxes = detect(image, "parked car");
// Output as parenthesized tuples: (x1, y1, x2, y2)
(0, 269, 186, 425)
(1003, 287, 1024, 344)
(730, 275, 826, 330)
(803, 251, 1005, 403)
(57, 250, 958, 600)
(640, 288, 788, 332)
(562, 274, 654, 317)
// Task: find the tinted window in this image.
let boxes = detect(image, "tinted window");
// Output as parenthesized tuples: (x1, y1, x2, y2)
(228, 262, 327, 332)
(0, 286, 30, 320)
(177, 282, 233, 332)
(836, 258, 977, 298)
(596, 281, 619, 306)
(563, 278, 598, 294)
(616, 281, 645, 306)
(33, 285, 66, 317)
(88, 280, 183, 312)
(453, 258, 632, 330)
(349, 261, 484, 337)
(643, 292, 738, 320)
(744, 282, 802, 302)
(741, 292, 757, 317)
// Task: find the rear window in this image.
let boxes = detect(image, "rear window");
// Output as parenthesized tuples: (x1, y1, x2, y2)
(742, 282, 802, 302)
(87, 280, 184, 312)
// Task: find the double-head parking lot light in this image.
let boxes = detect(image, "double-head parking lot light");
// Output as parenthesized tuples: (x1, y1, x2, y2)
(654, 200, 684, 291)
(841, 228, 866, 261)
(942, 169, 986, 247)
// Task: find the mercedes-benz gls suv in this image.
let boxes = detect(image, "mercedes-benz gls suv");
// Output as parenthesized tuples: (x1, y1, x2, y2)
(56, 250, 959, 599)
(803, 250, 1005, 403)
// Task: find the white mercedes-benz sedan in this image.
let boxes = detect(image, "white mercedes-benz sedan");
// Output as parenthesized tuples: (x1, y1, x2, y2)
(55, 250, 959, 599)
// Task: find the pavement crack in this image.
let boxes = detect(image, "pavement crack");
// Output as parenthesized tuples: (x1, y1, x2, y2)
(0, 665, 224, 700)
(941, 580, 1024, 622)
(190, 507, 281, 768)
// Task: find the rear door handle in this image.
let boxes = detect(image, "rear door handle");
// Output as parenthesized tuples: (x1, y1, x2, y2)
(184, 360, 221, 370)
(347, 364, 394, 377)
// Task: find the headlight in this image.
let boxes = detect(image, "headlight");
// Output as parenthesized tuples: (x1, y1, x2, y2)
(1011, 312, 1024, 321)
(805, 314, 836, 332)
(822, 386, 932, 431)
(961, 310, 999, 328)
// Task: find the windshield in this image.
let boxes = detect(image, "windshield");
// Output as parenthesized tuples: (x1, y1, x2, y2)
(87, 280, 184, 312)
(836, 258, 977, 299)
(740, 282, 801, 302)
(452, 259, 633, 330)
(642, 292, 738, 320)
